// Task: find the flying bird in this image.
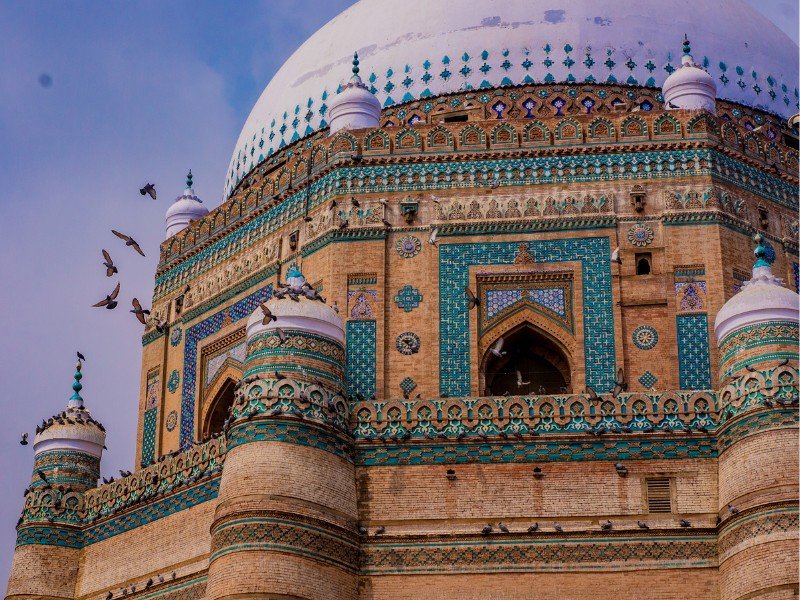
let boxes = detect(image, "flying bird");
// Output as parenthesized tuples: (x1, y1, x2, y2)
(19, 433, 28, 446)
(611, 247, 622, 265)
(465, 286, 479, 309)
(586, 386, 600, 403)
(275, 327, 287, 344)
(112, 230, 145, 257)
(516, 370, 530, 387)
(101, 249, 118, 277)
(130, 298, 150, 324)
(350, 197, 360, 207)
(260, 302, 277, 324)
(428, 227, 439, 246)
(140, 183, 156, 200)
(611, 368, 628, 398)
(93, 282, 121, 309)
(490, 337, 506, 358)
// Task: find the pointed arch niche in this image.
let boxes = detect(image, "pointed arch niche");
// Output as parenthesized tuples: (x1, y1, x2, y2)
(198, 327, 246, 439)
(469, 255, 584, 396)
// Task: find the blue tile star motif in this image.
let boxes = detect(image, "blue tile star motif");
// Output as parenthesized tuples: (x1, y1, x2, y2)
(400, 377, 417, 395)
(394, 285, 423, 312)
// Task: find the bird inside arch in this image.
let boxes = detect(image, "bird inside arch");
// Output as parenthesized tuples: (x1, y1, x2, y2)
(482, 323, 571, 396)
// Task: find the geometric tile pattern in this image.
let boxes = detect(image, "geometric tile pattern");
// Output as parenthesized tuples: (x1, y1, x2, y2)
(638, 370, 658, 388)
(346, 320, 376, 399)
(676, 314, 712, 390)
(140, 407, 158, 466)
(167, 369, 181, 393)
(718, 508, 799, 556)
(160, 147, 797, 298)
(357, 437, 717, 467)
(485, 287, 566, 319)
(399, 376, 417, 395)
(362, 536, 717, 574)
(180, 285, 272, 447)
(439, 237, 615, 396)
(211, 517, 359, 571)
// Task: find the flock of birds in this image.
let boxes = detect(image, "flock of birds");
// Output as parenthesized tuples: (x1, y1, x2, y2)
(356, 502, 744, 538)
(90, 183, 162, 332)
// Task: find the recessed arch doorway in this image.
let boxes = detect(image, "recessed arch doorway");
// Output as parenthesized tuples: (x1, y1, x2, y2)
(202, 378, 237, 438)
(481, 323, 571, 396)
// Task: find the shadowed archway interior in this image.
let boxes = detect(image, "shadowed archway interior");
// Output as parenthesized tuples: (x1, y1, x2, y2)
(203, 378, 237, 437)
(483, 324, 571, 396)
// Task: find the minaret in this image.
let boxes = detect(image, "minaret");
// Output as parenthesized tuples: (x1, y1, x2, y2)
(165, 170, 210, 238)
(6, 359, 106, 600)
(328, 52, 381, 134)
(714, 235, 799, 600)
(206, 267, 358, 600)
(662, 35, 717, 113)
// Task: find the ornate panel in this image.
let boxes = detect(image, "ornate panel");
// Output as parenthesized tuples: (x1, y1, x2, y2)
(439, 237, 614, 396)
(346, 320, 376, 399)
(676, 314, 712, 390)
(141, 368, 160, 465)
(347, 273, 378, 319)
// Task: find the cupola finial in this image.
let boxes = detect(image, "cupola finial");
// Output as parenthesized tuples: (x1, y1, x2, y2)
(68, 360, 84, 409)
(352, 52, 360, 77)
(682, 34, 691, 57)
(186, 169, 193, 189)
(753, 233, 773, 269)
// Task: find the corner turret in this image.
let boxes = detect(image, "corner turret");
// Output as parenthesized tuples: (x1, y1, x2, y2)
(7, 358, 106, 600)
(713, 235, 799, 600)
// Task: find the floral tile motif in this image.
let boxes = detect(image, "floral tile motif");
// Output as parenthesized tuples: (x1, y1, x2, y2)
(169, 326, 183, 347)
(627, 222, 654, 247)
(396, 235, 422, 258)
(348, 289, 378, 319)
(632, 325, 659, 350)
(167, 369, 181, 393)
(165, 410, 178, 432)
(394, 285, 423, 312)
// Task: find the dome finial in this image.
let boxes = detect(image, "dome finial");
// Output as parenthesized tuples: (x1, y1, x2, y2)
(186, 169, 193, 190)
(682, 34, 691, 57)
(753, 233, 773, 269)
(352, 52, 360, 76)
(68, 360, 84, 409)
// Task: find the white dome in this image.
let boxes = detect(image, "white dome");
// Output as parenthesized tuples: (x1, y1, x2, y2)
(166, 172, 210, 239)
(714, 245, 800, 344)
(225, 0, 799, 195)
(246, 266, 345, 343)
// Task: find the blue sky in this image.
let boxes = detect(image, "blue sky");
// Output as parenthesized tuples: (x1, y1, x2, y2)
(0, 0, 796, 584)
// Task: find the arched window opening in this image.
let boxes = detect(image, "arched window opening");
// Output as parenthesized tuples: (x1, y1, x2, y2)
(204, 378, 237, 438)
(636, 252, 652, 275)
(483, 324, 570, 396)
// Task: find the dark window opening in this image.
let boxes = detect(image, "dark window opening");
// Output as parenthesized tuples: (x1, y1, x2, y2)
(204, 379, 237, 438)
(635, 253, 652, 276)
(758, 208, 770, 231)
(443, 114, 469, 123)
(483, 324, 570, 396)
(782, 132, 799, 151)
(174, 294, 185, 316)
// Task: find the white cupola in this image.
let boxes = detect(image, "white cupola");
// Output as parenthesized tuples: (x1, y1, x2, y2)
(662, 36, 717, 113)
(327, 53, 381, 135)
(165, 170, 210, 239)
